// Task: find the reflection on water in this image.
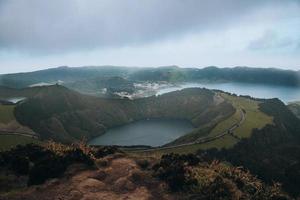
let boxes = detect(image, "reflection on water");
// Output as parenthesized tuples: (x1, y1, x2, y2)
(157, 82, 300, 103)
(88, 119, 194, 147)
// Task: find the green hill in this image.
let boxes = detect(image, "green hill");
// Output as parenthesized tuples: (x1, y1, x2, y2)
(201, 98, 300, 196)
(0, 66, 137, 88)
(14, 85, 234, 143)
(0, 85, 57, 99)
(1, 66, 299, 89)
(0, 104, 39, 150)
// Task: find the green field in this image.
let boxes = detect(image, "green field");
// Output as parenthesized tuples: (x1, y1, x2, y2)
(135, 135, 239, 157)
(0, 105, 39, 151)
(0, 105, 15, 123)
(221, 94, 273, 139)
(0, 135, 39, 151)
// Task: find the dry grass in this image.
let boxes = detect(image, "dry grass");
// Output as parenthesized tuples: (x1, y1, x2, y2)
(189, 161, 288, 199)
(44, 140, 95, 159)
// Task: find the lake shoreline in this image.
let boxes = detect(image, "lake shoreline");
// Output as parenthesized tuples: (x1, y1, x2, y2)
(88, 118, 195, 147)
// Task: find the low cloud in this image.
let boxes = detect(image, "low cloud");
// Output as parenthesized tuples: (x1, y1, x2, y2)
(248, 31, 295, 50)
(0, 0, 294, 53)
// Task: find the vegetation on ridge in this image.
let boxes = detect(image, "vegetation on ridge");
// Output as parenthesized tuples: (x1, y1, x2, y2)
(200, 98, 300, 197)
(0, 104, 38, 150)
(153, 153, 290, 199)
(1, 66, 299, 89)
(0, 142, 291, 199)
(14, 86, 234, 143)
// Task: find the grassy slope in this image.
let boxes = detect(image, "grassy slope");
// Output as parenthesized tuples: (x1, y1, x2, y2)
(220, 93, 273, 139)
(0, 135, 39, 151)
(0, 105, 15, 123)
(212, 99, 300, 196)
(137, 135, 239, 157)
(138, 93, 274, 156)
(0, 85, 67, 99)
(0, 105, 38, 151)
(165, 94, 236, 146)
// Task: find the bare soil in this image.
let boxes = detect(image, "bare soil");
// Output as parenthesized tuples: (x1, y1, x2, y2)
(1, 156, 177, 200)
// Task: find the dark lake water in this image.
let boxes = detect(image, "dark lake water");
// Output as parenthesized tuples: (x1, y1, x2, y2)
(88, 119, 194, 146)
(157, 82, 300, 104)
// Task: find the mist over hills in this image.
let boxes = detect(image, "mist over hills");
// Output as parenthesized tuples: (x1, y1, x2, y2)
(1, 66, 299, 89)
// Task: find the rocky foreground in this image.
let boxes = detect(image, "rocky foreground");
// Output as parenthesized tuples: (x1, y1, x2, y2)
(0, 142, 292, 200)
(5, 157, 171, 200)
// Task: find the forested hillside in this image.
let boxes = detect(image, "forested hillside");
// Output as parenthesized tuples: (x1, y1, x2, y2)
(14, 85, 234, 143)
(0, 66, 136, 88)
(1, 66, 299, 89)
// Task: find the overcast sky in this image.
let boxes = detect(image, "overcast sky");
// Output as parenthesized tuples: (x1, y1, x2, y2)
(0, 0, 300, 73)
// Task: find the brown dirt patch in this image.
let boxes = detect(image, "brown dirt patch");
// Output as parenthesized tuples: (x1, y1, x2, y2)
(1, 157, 175, 200)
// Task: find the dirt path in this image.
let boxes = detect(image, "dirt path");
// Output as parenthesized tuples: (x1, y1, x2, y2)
(0, 130, 39, 139)
(0, 120, 39, 139)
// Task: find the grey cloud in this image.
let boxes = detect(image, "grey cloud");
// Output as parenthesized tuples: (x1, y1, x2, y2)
(248, 31, 294, 50)
(0, 0, 297, 53)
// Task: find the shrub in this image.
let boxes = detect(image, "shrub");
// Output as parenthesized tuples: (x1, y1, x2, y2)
(0, 144, 54, 175)
(63, 148, 94, 166)
(153, 154, 291, 199)
(0, 142, 95, 186)
(189, 161, 291, 200)
(10, 156, 30, 175)
(136, 159, 150, 169)
(1, 144, 53, 163)
(92, 146, 122, 159)
(28, 156, 66, 185)
(152, 153, 199, 191)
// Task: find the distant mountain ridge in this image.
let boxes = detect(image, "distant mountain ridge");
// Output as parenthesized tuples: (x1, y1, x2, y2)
(0, 66, 137, 88)
(0, 66, 299, 89)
